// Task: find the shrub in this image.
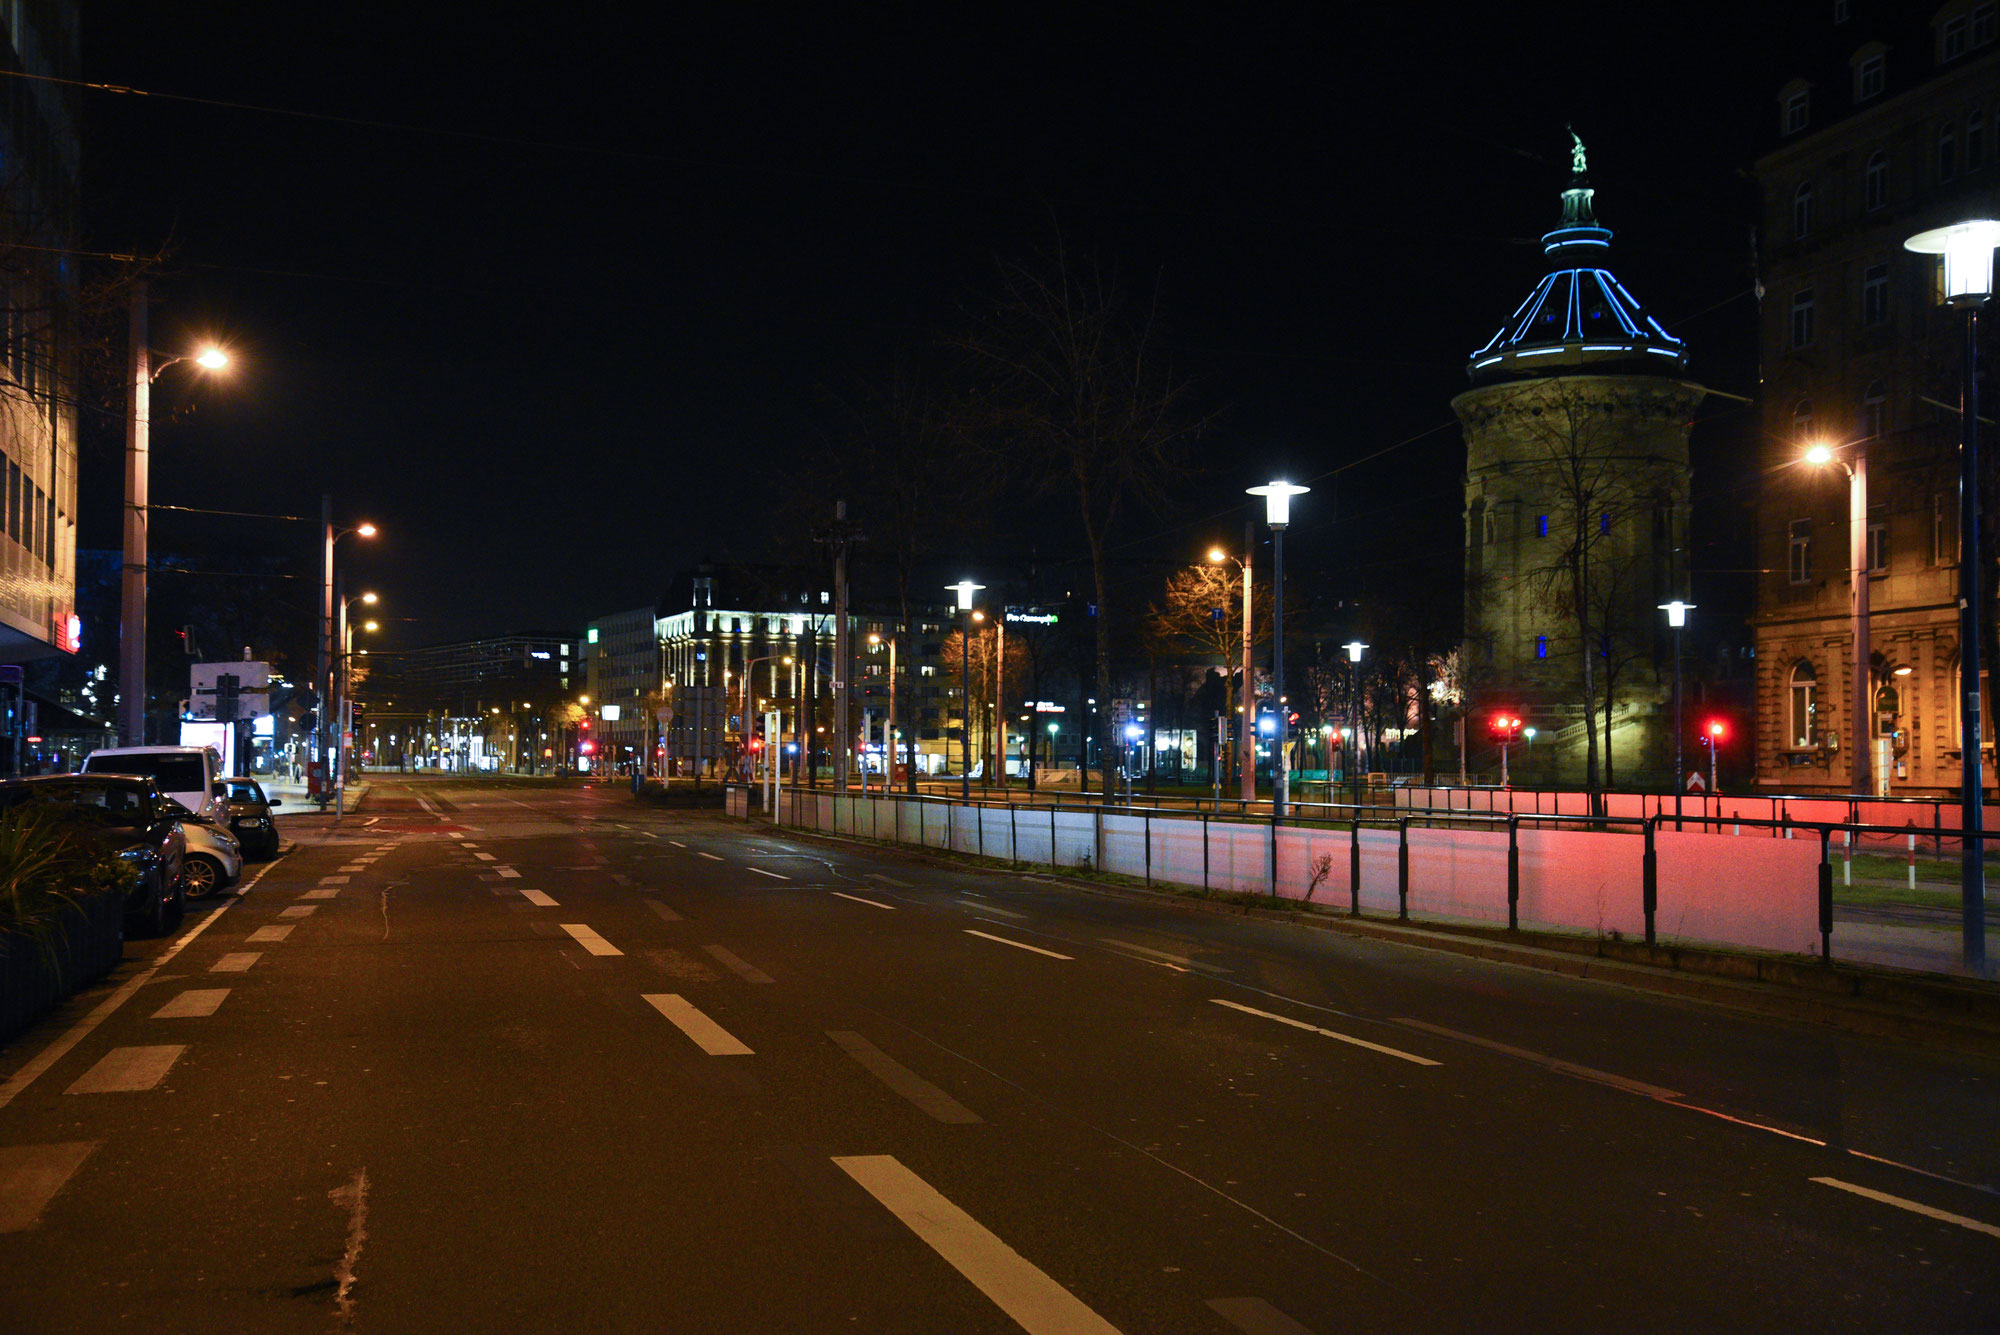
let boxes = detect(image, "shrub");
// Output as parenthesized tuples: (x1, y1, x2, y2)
(0, 806, 134, 938)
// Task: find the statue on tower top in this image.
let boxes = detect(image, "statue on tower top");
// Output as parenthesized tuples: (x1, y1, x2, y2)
(1568, 126, 1588, 176)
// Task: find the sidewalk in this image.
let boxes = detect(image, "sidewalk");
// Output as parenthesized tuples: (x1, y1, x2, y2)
(263, 777, 371, 817)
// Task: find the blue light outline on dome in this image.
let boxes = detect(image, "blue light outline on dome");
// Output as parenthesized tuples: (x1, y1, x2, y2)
(1591, 271, 1644, 338)
(1564, 272, 1581, 339)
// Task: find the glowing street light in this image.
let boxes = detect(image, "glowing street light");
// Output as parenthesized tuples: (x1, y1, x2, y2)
(947, 581, 985, 802)
(1803, 439, 1872, 797)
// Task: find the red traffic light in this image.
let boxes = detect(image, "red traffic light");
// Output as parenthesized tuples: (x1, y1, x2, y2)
(1490, 713, 1524, 739)
(579, 740, 596, 754)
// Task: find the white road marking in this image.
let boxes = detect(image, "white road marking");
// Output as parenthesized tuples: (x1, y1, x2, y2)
(459, 843, 479, 849)
(1206, 1297, 1319, 1335)
(448, 831, 464, 839)
(65, 1045, 186, 1094)
(747, 866, 789, 880)
(866, 873, 911, 887)
(338, 864, 366, 872)
(696, 851, 724, 862)
(519, 888, 558, 907)
(300, 888, 340, 901)
(1100, 938, 1225, 973)
(416, 796, 442, 816)
(641, 831, 659, 838)
(965, 929, 1072, 960)
(833, 1155, 1123, 1335)
(0, 855, 269, 1110)
(496, 867, 520, 878)
(559, 923, 622, 956)
(1393, 1018, 1679, 1099)
(247, 925, 295, 943)
(644, 900, 683, 923)
(702, 944, 775, 984)
(0, 1142, 97, 1232)
(831, 891, 896, 911)
(319, 875, 350, 885)
(473, 852, 497, 862)
(1212, 1000, 1441, 1067)
(363, 817, 381, 826)
(280, 905, 317, 919)
(961, 898, 1025, 918)
(151, 989, 230, 1019)
(1810, 1176, 2000, 1238)
(642, 993, 753, 1055)
(210, 952, 262, 973)
(827, 1032, 980, 1123)
(668, 840, 687, 848)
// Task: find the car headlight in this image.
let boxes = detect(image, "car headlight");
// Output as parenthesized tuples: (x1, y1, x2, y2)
(118, 847, 158, 865)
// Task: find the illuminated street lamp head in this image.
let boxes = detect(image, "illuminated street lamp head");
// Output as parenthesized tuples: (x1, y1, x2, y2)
(360, 591, 379, 606)
(1343, 639, 1367, 663)
(355, 522, 378, 539)
(579, 695, 590, 705)
(1207, 546, 1227, 564)
(1658, 599, 1694, 629)
(946, 579, 985, 611)
(1803, 443, 1834, 466)
(1905, 218, 2000, 306)
(868, 633, 881, 645)
(1247, 480, 1310, 529)
(361, 620, 378, 633)
(195, 346, 229, 371)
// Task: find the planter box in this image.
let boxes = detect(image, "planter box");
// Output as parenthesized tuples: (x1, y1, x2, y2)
(0, 891, 125, 1045)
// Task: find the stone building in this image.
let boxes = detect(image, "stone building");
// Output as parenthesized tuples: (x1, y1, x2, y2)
(1453, 137, 1705, 788)
(1749, 3, 2000, 796)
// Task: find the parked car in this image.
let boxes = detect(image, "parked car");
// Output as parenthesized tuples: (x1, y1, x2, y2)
(221, 779, 281, 860)
(81, 745, 229, 825)
(0, 774, 186, 935)
(170, 805, 243, 899)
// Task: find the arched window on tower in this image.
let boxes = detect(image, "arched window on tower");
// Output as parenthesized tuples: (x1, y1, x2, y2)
(1789, 661, 1819, 748)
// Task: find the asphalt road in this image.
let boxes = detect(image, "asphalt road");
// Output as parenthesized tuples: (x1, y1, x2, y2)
(1, 778, 1995, 1333)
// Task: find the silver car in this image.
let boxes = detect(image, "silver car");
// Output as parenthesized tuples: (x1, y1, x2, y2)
(170, 802, 244, 899)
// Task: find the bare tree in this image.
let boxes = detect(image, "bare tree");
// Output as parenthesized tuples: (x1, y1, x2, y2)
(1146, 562, 1269, 785)
(959, 247, 1207, 799)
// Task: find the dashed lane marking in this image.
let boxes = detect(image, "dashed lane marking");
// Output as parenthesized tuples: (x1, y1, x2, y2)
(519, 888, 558, 907)
(643, 994, 753, 1055)
(696, 851, 724, 862)
(209, 952, 262, 973)
(827, 1032, 980, 1124)
(151, 989, 230, 1018)
(497, 868, 521, 878)
(279, 906, 317, 919)
(0, 1142, 97, 1233)
(473, 852, 497, 862)
(299, 888, 340, 901)
(831, 891, 896, 911)
(246, 925, 294, 943)
(748, 867, 789, 881)
(1810, 1177, 2000, 1239)
(1213, 1000, 1440, 1068)
(964, 929, 1072, 961)
(832, 1155, 1123, 1335)
(1392, 1018, 1679, 1100)
(1205, 1297, 1320, 1335)
(667, 840, 687, 848)
(319, 876, 350, 885)
(644, 900, 683, 923)
(65, 1045, 186, 1094)
(702, 944, 775, 984)
(961, 898, 1025, 919)
(559, 923, 623, 956)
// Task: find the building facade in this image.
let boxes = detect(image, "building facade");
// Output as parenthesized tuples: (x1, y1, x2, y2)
(1749, 3, 2000, 795)
(1453, 137, 1704, 788)
(584, 605, 660, 771)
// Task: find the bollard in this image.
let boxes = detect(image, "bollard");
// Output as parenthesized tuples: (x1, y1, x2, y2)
(1817, 828, 1834, 963)
(1397, 817, 1410, 921)
(1051, 806, 1057, 870)
(1010, 803, 1018, 864)
(1508, 816, 1521, 933)
(1843, 829, 1851, 886)
(1350, 817, 1362, 917)
(1202, 814, 1209, 890)
(1908, 830, 1918, 891)
(1641, 818, 1657, 948)
(1144, 811, 1152, 886)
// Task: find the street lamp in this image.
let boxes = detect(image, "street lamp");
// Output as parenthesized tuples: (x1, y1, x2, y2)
(947, 580, 985, 802)
(320, 506, 376, 814)
(335, 588, 379, 815)
(1249, 481, 1307, 898)
(740, 653, 792, 786)
(1804, 440, 1873, 797)
(1659, 600, 1694, 828)
(1906, 216, 2000, 972)
(869, 632, 898, 792)
(118, 291, 231, 745)
(1208, 543, 1256, 803)
(1343, 640, 1367, 809)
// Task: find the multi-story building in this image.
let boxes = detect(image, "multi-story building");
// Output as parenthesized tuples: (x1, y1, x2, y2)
(1750, 2, 2000, 795)
(360, 634, 577, 771)
(0, 1, 80, 672)
(1453, 136, 1704, 788)
(584, 605, 661, 771)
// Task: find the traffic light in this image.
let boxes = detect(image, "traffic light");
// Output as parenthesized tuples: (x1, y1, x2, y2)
(1490, 713, 1524, 741)
(579, 739, 596, 755)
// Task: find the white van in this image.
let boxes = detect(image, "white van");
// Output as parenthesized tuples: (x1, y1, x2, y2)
(82, 745, 229, 825)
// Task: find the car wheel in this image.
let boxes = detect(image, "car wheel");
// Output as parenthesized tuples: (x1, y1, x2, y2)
(184, 854, 224, 900)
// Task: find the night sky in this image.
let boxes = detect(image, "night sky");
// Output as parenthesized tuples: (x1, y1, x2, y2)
(73, 2, 1801, 656)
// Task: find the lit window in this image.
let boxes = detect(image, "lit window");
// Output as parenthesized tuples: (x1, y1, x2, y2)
(1790, 289, 1815, 348)
(1862, 263, 1889, 326)
(1790, 518, 1813, 583)
(1857, 52, 1885, 99)
(1864, 151, 1888, 210)
(1789, 661, 1819, 748)
(1785, 89, 1810, 134)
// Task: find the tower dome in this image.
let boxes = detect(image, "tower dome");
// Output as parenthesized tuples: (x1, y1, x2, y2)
(1466, 133, 1688, 385)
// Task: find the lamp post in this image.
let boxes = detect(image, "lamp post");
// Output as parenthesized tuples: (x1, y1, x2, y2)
(1343, 640, 1367, 809)
(1906, 217, 2000, 972)
(1248, 483, 1307, 826)
(1208, 536, 1257, 804)
(947, 581, 984, 802)
(320, 503, 376, 812)
(119, 282, 228, 746)
(1659, 600, 1694, 828)
(868, 632, 896, 789)
(1804, 441, 1872, 797)
(740, 653, 793, 788)
(335, 588, 378, 823)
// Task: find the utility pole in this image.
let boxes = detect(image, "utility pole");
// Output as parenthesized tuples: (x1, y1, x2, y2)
(119, 282, 149, 746)
(819, 500, 864, 791)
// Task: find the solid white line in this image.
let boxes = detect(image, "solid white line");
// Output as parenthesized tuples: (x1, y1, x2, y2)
(643, 993, 753, 1055)
(0, 1141, 97, 1232)
(65, 1044, 186, 1094)
(519, 888, 558, 907)
(151, 989, 230, 1019)
(559, 923, 623, 956)
(833, 1155, 1123, 1335)
(1810, 1176, 2000, 1238)
(696, 851, 724, 862)
(831, 891, 896, 911)
(1212, 1000, 1441, 1067)
(246, 925, 294, 943)
(702, 944, 775, 984)
(965, 929, 1072, 961)
(209, 952, 262, 973)
(747, 866, 789, 880)
(0, 856, 269, 1110)
(1393, 1018, 1679, 1100)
